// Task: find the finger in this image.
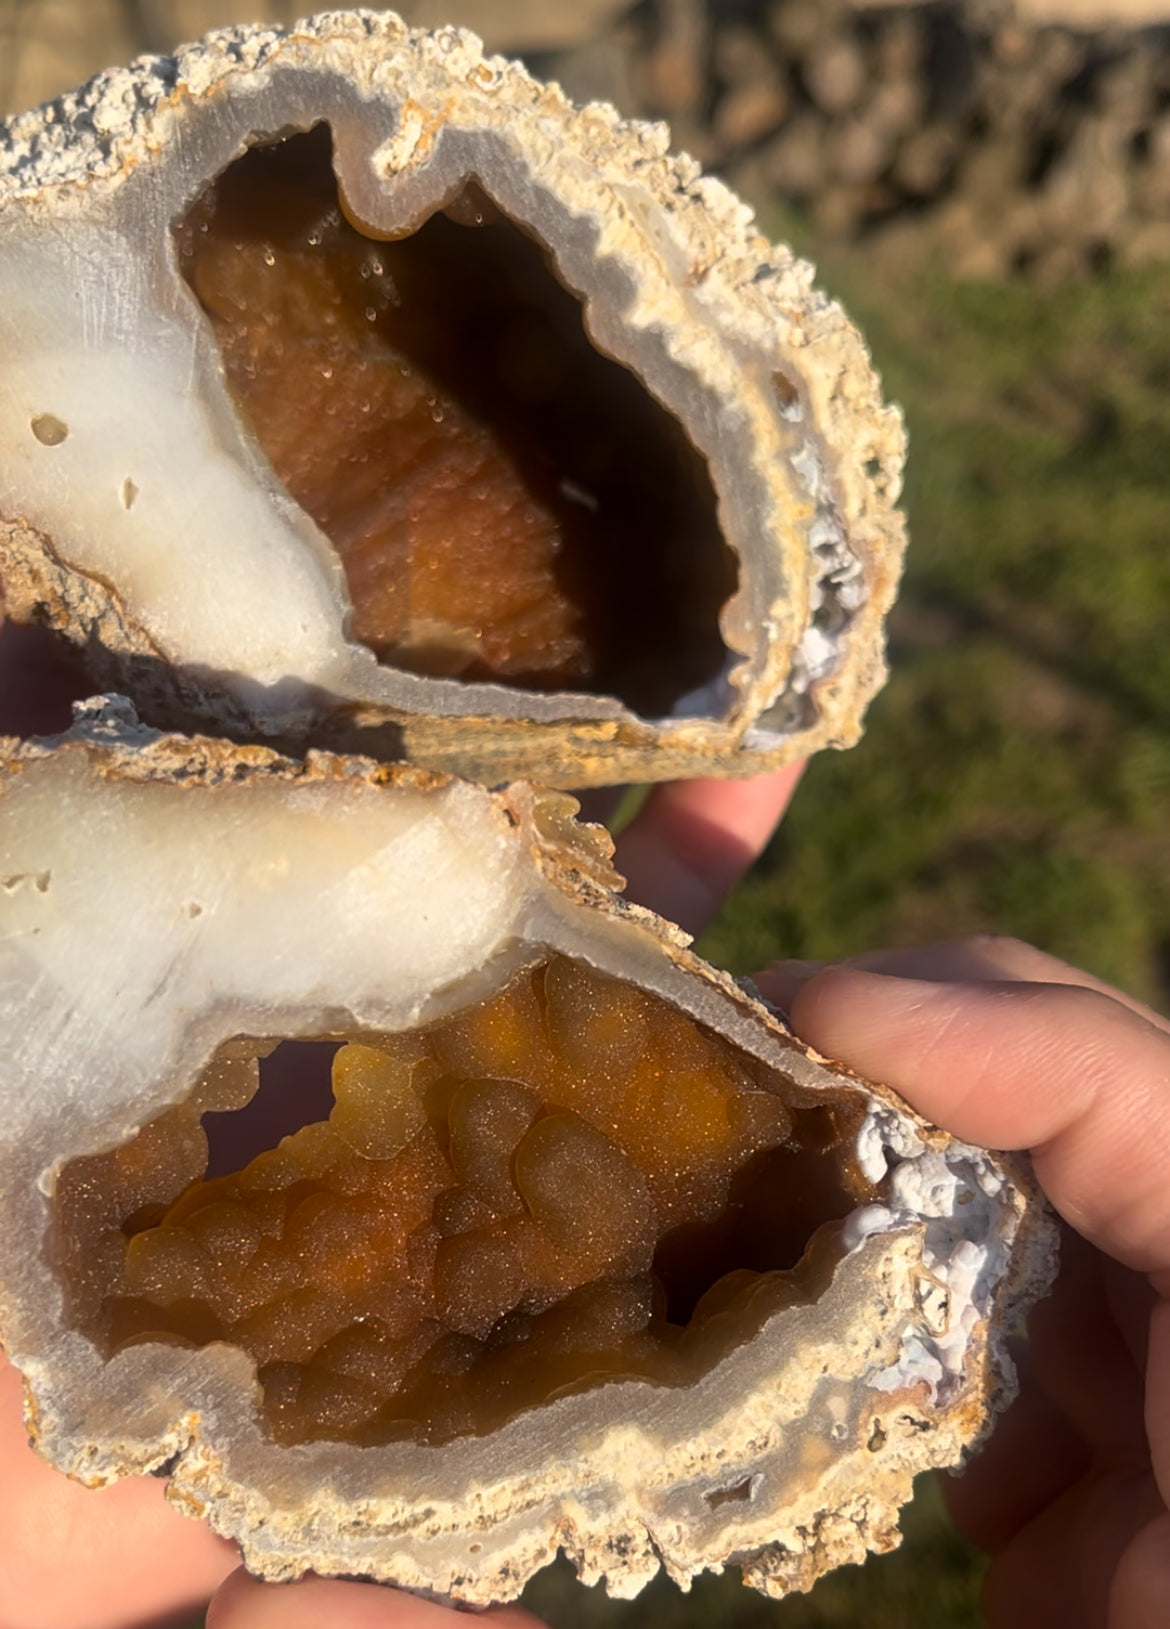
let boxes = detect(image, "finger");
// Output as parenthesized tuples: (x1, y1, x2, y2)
(1104, 1253, 1158, 1380)
(981, 1465, 1163, 1629)
(0, 1357, 235, 1629)
(613, 762, 804, 936)
(0, 618, 91, 739)
(570, 787, 624, 830)
(1141, 1299, 1170, 1513)
(949, 1236, 1149, 1558)
(207, 1568, 540, 1629)
(1110, 1507, 1170, 1629)
(1025, 1228, 1148, 1468)
(787, 967, 1170, 1275)
(944, 1351, 1089, 1555)
(758, 935, 1170, 1036)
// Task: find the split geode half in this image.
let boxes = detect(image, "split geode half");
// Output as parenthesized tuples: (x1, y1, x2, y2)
(0, 702, 1054, 1603)
(0, 10, 906, 787)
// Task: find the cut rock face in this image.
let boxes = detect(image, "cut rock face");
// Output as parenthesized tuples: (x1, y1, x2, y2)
(0, 10, 907, 787)
(177, 126, 735, 715)
(1, 705, 1056, 1603)
(57, 957, 868, 1450)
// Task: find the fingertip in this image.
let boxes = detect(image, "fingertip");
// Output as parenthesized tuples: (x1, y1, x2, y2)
(787, 964, 962, 1095)
(786, 965, 1074, 1147)
(788, 965, 1170, 1273)
(0, 1356, 235, 1629)
(613, 761, 806, 935)
(754, 959, 825, 1016)
(204, 1567, 255, 1628)
(207, 1568, 541, 1629)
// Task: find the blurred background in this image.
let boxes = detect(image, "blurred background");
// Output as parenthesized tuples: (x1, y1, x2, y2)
(4, 0, 1169, 1624)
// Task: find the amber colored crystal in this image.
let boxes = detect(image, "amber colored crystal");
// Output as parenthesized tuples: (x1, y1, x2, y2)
(55, 960, 866, 1446)
(175, 128, 736, 714)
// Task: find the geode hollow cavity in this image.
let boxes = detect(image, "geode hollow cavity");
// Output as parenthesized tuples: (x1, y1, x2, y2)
(0, 702, 1054, 1602)
(0, 10, 906, 788)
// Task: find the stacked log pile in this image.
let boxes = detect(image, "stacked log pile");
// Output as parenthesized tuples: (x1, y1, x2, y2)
(2, 0, 1169, 278)
(541, 0, 1170, 278)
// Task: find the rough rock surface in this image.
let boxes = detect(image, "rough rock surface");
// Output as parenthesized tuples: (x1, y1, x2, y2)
(0, 9, 907, 787)
(0, 702, 1057, 1602)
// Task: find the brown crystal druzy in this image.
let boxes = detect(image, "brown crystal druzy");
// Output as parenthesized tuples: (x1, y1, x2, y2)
(175, 126, 737, 715)
(55, 959, 870, 1447)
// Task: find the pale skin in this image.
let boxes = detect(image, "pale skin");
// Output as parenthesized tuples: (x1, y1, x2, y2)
(3, 622, 1167, 1629)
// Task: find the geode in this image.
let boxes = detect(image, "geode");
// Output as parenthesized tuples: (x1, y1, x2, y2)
(0, 12, 1050, 1607)
(0, 10, 906, 788)
(0, 701, 1055, 1603)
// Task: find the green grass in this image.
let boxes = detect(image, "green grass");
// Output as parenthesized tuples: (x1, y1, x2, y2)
(700, 246, 1170, 1010)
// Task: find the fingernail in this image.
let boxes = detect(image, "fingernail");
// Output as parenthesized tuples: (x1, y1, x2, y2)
(755, 958, 825, 1014)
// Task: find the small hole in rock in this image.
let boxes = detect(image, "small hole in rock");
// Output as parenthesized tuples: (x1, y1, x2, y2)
(121, 478, 140, 510)
(0, 870, 50, 893)
(30, 413, 69, 446)
(175, 125, 737, 717)
(771, 370, 801, 419)
(0, 622, 91, 737)
(705, 1475, 756, 1509)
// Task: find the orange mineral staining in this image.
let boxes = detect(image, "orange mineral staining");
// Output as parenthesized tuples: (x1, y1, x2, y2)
(55, 959, 868, 1446)
(175, 126, 736, 715)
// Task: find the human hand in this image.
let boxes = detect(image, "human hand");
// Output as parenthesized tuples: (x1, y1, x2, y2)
(607, 762, 804, 938)
(758, 935, 1170, 1629)
(0, 615, 801, 1628)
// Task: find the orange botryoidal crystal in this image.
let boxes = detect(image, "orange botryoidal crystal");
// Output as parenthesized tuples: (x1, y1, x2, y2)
(56, 958, 867, 1447)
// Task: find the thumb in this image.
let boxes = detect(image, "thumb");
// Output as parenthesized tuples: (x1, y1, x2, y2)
(208, 1569, 541, 1629)
(788, 967, 1170, 1281)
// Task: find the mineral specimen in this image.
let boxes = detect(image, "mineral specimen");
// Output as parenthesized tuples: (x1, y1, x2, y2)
(0, 10, 1051, 1609)
(0, 701, 1056, 1603)
(0, 10, 906, 787)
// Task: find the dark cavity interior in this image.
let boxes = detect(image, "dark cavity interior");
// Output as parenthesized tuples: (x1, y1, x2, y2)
(175, 126, 737, 716)
(54, 958, 873, 1447)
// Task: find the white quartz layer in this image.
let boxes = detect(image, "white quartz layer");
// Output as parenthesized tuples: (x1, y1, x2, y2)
(0, 734, 528, 1150)
(0, 231, 348, 696)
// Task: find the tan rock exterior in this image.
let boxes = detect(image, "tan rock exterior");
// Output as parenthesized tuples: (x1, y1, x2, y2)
(0, 707, 1057, 1603)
